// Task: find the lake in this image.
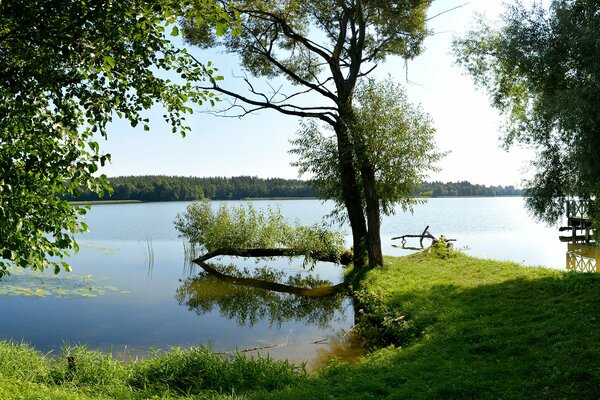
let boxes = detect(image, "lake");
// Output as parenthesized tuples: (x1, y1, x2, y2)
(0, 197, 570, 365)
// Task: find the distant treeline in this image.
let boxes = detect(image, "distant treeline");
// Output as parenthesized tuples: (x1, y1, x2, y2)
(67, 176, 316, 202)
(64, 176, 522, 202)
(417, 181, 522, 197)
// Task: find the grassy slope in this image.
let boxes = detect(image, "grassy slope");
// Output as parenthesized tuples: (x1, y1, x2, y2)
(257, 249, 600, 399)
(2, 250, 600, 399)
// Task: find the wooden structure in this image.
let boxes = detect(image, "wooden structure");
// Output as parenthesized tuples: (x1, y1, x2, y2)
(559, 200, 594, 244)
(561, 200, 598, 272)
(566, 243, 600, 273)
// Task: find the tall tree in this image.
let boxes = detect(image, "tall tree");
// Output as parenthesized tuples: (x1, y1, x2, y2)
(453, 0, 600, 231)
(290, 79, 443, 263)
(182, 0, 432, 268)
(0, 0, 226, 274)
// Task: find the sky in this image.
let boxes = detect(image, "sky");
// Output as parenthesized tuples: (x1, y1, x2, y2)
(98, 1, 537, 187)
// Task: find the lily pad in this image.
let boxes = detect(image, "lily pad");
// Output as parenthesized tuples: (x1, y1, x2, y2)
(0, 268, 129, 298)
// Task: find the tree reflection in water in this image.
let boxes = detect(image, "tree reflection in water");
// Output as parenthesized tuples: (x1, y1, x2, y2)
(175, 264, 349, 328)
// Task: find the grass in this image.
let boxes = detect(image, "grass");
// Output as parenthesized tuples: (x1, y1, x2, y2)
(0, 343, 305, 399)
(256, 246, 600, 399)
(2, 248, 600, 398)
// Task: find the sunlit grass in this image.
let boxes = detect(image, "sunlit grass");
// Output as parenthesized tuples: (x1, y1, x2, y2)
(259, 249, 600, 399)
(0, 342, 306, 399)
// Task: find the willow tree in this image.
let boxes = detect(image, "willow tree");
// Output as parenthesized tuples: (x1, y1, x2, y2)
(0, 0, 226, 274)
(290, 79, 443, 264)
(183, 0, 432, 269)
(454, 1, 600, 232)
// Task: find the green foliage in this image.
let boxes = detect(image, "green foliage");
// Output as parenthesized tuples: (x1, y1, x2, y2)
(4, 254, 600, 399)
(174, 201, 346, 264)
(453, 0, 600, 230)
(0, 0, 226, 274)
(427, 237, 458, 260)
(420, 180, 522, 197)
(290, 79, 443, 220)
(182, 0, 433, 268)
(51, 346, 129, 389)
(0, 341, 50, 383)
(67, 175, 522, 202)
(0, 341, 306, 399)
(183, 0, 430, 83)
(65, 175, 317, 202)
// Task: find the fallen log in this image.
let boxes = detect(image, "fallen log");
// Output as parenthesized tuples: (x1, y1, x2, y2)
(193, 248, 352, 266)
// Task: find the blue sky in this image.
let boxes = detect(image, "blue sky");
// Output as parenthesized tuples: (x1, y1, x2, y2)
(98, 1, 535, 187)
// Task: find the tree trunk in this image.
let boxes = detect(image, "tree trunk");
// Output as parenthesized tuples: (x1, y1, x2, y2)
(333, 115, 368, 270)
(338, 95, 384, 268)
(361, 164, 384, 266)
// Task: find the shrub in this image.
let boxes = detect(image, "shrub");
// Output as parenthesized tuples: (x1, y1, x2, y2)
(175, 201, 346, 265)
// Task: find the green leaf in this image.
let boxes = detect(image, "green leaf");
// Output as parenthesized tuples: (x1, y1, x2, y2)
(103, 55, 116, 68)
(216, 22, 227, 36)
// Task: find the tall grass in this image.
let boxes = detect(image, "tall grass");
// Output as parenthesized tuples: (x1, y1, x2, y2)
(129, 346, 305, 395)
(0, 342, 307, 399)
(143, 236, 155, 279)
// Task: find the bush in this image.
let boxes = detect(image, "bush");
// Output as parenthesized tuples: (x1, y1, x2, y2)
(175, 201, 346, 265)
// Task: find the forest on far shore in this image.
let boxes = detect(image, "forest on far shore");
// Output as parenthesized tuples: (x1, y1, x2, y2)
(64, 176, 522, 202)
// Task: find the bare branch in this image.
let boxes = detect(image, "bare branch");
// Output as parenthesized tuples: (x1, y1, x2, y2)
(201, 81, 337, 123)
(426, 3, 468, 22)
(239, 23, 338, 102)
(357, 64, 378, 79)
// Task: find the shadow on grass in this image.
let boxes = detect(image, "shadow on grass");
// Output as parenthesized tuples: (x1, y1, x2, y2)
(258, 272, 600, 400)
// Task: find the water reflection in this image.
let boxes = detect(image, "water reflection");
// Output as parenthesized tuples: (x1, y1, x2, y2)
(309, 332, 367, 372)
(566, 244, 600, 272)
(175, 264, 349, 329)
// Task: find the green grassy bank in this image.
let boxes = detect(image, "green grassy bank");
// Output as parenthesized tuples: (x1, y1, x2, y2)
(2, 249, 600, 399)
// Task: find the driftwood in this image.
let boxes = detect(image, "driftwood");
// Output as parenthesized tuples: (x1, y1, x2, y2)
(391, 225, 456, 250)
(216, 332, 292, 354)
(192, 259, 346, 297)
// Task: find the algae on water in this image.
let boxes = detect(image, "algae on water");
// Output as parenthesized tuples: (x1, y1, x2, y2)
(0, 268, 125, 298)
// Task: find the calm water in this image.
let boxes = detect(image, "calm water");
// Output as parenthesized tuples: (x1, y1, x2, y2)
(0, 198, 568, 363)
